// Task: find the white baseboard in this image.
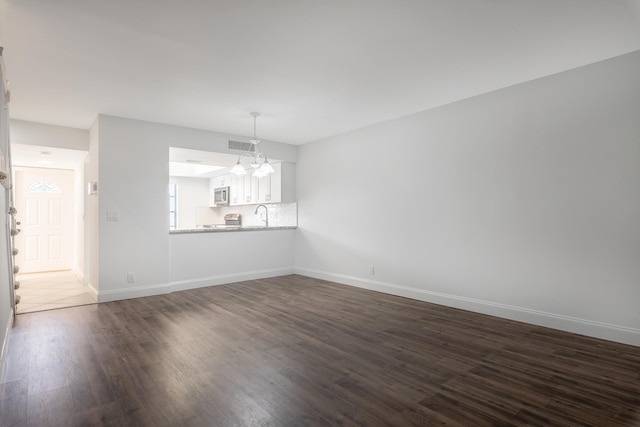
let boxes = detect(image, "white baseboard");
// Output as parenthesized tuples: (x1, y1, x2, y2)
(72, 268, 84, 284)
(86, 283, 98, 299)
(97, 283, 171, 303)
(96, 267, 295, 303)
(0, 308, 14, 383)
(295, 267, 640, 347)
(170, 267, 295, 292)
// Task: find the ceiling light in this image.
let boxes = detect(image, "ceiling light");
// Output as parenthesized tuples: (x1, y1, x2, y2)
(231, 112, 274, 176)
(38, 150, 52, 164)
(260, 158, 275, 174)
(230, 158, 246, 175)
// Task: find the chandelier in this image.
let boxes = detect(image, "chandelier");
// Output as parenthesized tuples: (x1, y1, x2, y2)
(230, 112, 274, 177)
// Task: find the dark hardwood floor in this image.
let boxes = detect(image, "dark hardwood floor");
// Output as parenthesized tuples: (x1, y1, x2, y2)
(1, 275, 639, 426)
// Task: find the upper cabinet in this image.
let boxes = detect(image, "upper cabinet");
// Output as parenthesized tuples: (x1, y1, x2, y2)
(209, 162, 294, 207)
(256, 162, 295, 204)
(230, 174, 243, 205)
(211, 174, 230, 189)
(242, 175, 258, 205)
(257, 169, 273, 203)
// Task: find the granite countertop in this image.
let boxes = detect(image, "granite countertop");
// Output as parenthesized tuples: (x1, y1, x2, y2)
(170, 225, 297, 234)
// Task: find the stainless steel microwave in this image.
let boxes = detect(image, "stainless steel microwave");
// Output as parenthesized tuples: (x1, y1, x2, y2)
(214, 186, 230, 205)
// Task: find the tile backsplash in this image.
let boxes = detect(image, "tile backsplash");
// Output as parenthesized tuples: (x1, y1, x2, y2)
(194, 203, 297, 228)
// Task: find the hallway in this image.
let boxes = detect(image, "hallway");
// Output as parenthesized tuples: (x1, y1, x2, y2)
(16, 270, 95, 314)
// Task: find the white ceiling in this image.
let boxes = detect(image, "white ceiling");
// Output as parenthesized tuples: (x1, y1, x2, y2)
(169, 147, 239, 178)
(11, 144, 87, 169)
(1, 0, 639, 145)
(170, 147, 240, 167)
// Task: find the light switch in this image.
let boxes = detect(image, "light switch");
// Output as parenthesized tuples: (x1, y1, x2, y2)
(107, 211, 119, 221)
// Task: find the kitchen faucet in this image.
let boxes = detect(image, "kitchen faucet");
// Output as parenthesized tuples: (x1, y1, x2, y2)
(254, 204, 269, 227)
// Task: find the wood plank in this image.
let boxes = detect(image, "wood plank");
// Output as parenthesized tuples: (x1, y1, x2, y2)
(0, 274, 638, 426)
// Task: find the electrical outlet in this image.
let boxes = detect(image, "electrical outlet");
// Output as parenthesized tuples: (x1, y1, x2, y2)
(127, 272, 135, 283)
(369, 265, 375, 276)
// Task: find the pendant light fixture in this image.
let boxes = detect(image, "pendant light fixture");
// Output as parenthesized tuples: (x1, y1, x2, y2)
(230, 156, 246, 175)
(231, 112, 275, 176)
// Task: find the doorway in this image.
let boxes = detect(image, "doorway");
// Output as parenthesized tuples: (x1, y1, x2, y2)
(14, 167, 74, 273)
(11, 149, 94, 313)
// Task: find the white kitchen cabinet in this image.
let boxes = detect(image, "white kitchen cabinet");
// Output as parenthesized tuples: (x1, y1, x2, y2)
(257, 162, 283, 203)
(230, 174, 257, 206)
(243, 175, 258, 204)
(212, 174, 230, 189)
(209, 178, 216, 208)
(271, 162, 283, 202)
(208, 179, 217, 207)
(209, 162, 294, 207)
(258, 173, 271, 203)
(230, 174, 243, 205)
(210, 173, 256, 206)
(256, 162, 294, 203)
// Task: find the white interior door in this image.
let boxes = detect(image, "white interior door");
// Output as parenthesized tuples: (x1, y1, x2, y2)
(14, 168, 75, 273)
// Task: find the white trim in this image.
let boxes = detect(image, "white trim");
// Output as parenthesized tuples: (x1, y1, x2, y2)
(96, 267, 295, 302)
(170, 267, 295, 292)
(97, 283, 170, 303)
(72, 267, 84, 284)
(0, 308, 14, 383)
(86, 282, 98, 298)
(294, 267, 640, 347)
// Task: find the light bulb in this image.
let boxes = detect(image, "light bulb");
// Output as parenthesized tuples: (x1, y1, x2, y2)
(260, 162, 274, 174)
(230, 158, 246, 175)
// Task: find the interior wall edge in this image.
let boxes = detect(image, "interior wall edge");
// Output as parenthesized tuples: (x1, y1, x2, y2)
(294, 267, 640, 347)
(0, 307, 14, 383)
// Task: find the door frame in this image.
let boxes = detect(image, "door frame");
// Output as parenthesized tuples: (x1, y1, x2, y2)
(12, 165, 85, 278)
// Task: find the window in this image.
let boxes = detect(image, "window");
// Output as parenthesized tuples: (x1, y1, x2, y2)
(27, 181, 62, 193)
(169, 183, 177, 230)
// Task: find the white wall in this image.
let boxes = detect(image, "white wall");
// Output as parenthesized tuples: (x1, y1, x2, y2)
(295, 51, 640, 346)
(93, 115, 297, 302)
(169, 176, 209, 230)
(96, 116, 171, 297)
(10, 119, 89, 151)
(169, 229, 295, 291)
